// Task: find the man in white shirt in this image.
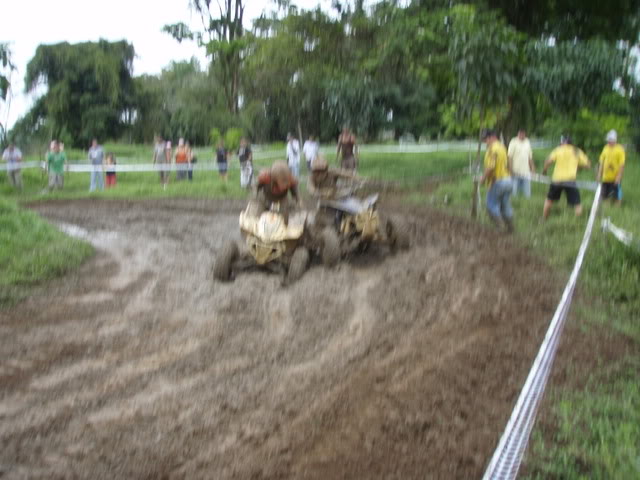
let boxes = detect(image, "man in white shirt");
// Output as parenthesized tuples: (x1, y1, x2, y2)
(88, 138, 105, 192)
(286, 133, 301, 178)
(507, 129, 535, 197)
(2, 142, 23, 190)
(302, 135, 319, 172)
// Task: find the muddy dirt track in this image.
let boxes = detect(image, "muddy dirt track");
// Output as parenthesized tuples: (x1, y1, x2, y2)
(0, 198, 560, 479)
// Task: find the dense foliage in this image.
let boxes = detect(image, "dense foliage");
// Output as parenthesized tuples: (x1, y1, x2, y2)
(10, 1, 640, 147)
(15, 40, 135, 148)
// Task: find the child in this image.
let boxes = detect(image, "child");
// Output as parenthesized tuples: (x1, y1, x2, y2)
(105, 153, 117, 188)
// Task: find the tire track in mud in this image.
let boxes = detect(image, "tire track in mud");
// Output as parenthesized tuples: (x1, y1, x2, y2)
(0, 198, 559, 479)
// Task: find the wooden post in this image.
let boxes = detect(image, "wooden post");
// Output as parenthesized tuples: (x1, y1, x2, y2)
(472, 105, 485, 219)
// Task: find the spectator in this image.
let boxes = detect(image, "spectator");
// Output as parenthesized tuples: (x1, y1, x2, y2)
(238, 137, 253, 188)
(164, 141, 173, 188)
(153, 135, 169, 189)
(216, 139, 228, 182)
(542, 136, 591, 219)
(597, 129, 625, 206)
(2, 142, 23, 191)
(105, 152, 117, 188)
(187, 141, 196, 181)
(336, 127, 358, 172)
(479, 129, 514, 232)
(88, 138, 105, 192)
(508, 129, 535, 197)
(286, 133, 301, 178)
(46, 140, 67, 191)
(303, 134, 319, 172)
(175, 138, 189, 181)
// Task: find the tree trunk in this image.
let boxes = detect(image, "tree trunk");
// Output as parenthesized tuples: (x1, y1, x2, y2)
(472, 104, 485, 219)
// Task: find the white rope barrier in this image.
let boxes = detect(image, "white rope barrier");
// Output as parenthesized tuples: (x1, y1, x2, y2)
(1, 162, 234, 173)
(528, 173, 599, 192)
(470, 172, 599, 192)
(482, 184, 602, 480)
(601, 218, 635, 248)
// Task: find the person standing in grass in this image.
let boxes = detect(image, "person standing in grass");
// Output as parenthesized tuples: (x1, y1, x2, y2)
(336, 127, 358, 172)
(105, 152, 117, 188)
(46, 140, 67, 191)
(238, 137, 253, 188)
(479, 129, 514, 232)
(2, 142, 23, 191)
(597, 129, 625, 206)
(153, 135, 169, 189)
(303, 134, 319, 172)
(175, 138, 189, 181)
(542, 135, 591, 219)
(88, 138, 105, 192)
(507, 128, 535, 197)
(216, 139, 228, 182)
(186, 141, 195, 181)
(286, 133, 301, 178)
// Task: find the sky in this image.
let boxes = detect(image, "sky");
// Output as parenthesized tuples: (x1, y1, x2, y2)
(2, 0, 332, 130)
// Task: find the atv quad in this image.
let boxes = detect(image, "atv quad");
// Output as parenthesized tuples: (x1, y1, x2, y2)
(213, 200, 311, 283)
(310, 183, 410, 260)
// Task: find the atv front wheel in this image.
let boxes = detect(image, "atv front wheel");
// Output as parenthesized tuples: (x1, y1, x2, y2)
(387, 216, 410, 252)
(320, 227, 341, 267)
(288, 247, 310, 282)
(213, 241, 239, 281)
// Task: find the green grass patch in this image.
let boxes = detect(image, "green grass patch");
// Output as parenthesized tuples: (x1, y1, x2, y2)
(0, 197, 93, 305)
(527, 362, 640, 479)
(425, 149, 640, 479)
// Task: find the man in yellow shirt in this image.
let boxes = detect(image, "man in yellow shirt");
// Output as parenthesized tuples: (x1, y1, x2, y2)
(542, 136, 591, 219)
(597, 129, 625, 205)
(479, 129, 514, 232)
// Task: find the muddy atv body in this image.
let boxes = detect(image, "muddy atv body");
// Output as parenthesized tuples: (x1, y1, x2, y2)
(213, 200, 310, 283)
(310, 191, 410, 262)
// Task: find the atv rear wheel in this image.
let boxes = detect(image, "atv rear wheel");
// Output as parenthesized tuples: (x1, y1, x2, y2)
(288, 247, 310, 282)
(321, 227, 341, 267)
(213, 241, 239, 281)
(387, 216, 410, 252)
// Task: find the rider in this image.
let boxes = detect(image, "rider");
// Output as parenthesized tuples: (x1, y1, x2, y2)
(255, 161, 302, 221)
(307, 155, 357, 200)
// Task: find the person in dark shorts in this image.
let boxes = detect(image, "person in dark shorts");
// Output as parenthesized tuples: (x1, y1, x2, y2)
(542, 136, 591, 219)
(216, 140, 228, 182)
(597, 130, 625, 206)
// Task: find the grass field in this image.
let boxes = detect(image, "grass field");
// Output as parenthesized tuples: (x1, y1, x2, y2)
(0, 144, 471, 201)
(1, 142, 638, 476)
(424, 148, 640, 479)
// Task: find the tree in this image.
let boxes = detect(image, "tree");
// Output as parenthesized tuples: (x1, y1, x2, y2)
(523, 39, 625, 115)
(0, 43, 16, 144)
(23, 40, 135, 147)
(164, 0, 249, 114)
(128, 59, 224, 145)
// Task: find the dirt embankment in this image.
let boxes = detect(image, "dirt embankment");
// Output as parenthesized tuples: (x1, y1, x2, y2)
(0, 198, 559, 479)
